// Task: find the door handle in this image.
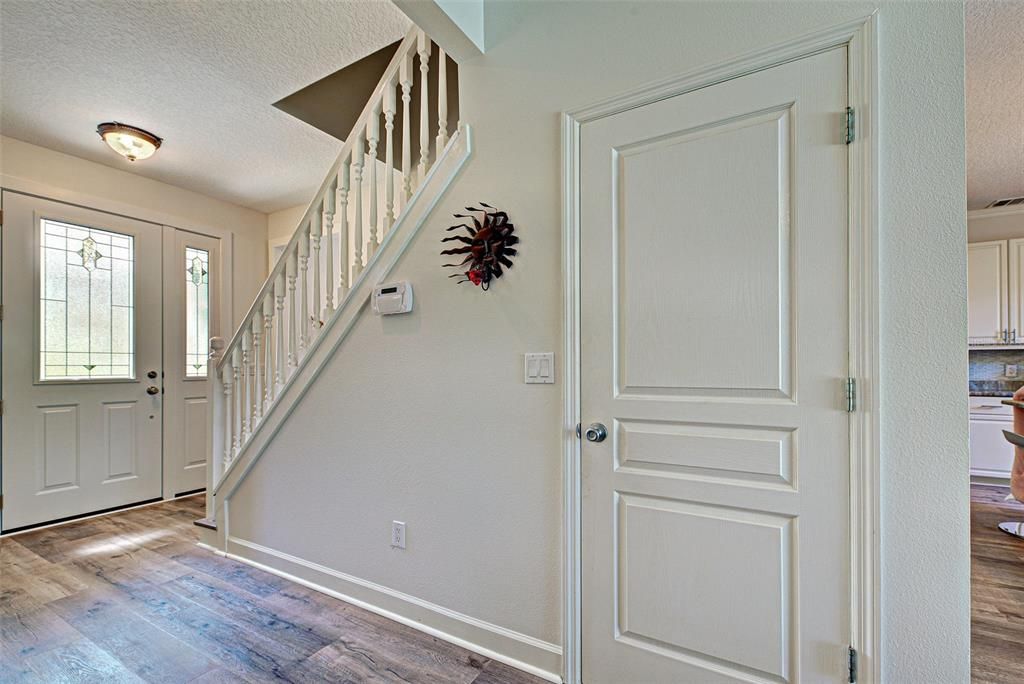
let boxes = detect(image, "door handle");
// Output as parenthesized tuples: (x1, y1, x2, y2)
(585, 423, 608, 443)
(146, 386, 160, 395)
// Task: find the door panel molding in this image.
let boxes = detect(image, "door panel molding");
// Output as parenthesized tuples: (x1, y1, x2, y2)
(561, 14, 879, 684)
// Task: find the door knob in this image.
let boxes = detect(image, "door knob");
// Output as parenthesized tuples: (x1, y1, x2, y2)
(146, 386, 160, 395)
(585, 423, 608, 443)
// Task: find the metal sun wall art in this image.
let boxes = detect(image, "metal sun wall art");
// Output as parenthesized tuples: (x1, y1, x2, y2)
(441, 203, 518, 290)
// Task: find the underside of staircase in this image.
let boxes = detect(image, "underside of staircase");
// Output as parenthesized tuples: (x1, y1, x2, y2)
(199, 26, 471, 538)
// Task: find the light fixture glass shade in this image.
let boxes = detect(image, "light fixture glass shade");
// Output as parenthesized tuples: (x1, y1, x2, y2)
(97, 122, 162, 161)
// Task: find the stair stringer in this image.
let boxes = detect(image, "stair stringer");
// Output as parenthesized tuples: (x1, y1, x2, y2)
(209, 126, 472, 522)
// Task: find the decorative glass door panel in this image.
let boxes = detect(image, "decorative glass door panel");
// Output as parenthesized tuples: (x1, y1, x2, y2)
(185, 246, 210, 377)
(40, 219, 136, 380)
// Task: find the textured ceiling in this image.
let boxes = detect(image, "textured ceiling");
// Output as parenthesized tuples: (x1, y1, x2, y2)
(0, 0, 410, 214)
(967, 0, 1024, 209)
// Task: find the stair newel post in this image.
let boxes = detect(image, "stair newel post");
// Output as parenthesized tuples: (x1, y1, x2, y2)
(323, 180, 336, 319)
(384, 76, 397, 232)
(437, 47, 448, 151)
(274, 272, 286, 387)
(298, 225, 310, 355)
(207, 336, 226, 480)
(337, 160, 350, 302)
(310, 206, 322, 336)
(367, 104, 380, 256)
(251, 313, 263, 423)
(417, 31, 432, 184)
(286, 247, 298, 370)
(240, 328, 252, 442)
(352, 132, 365, 276)
(400, 50, 414, 203)
(231, 346, 242, 457)
(262, 296, 274, 410)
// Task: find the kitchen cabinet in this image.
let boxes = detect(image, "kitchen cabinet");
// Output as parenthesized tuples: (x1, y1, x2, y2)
(968, 240, 1008, 344)
(970, 397, 1014, 480)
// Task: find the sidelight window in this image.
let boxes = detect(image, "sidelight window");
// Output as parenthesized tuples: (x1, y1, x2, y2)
(185, 247, 210, 377)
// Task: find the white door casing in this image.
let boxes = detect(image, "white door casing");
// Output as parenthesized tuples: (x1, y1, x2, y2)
(578, 46, 850, 684)
(1, 192, 163, 531)
(163, 227, 221, 497)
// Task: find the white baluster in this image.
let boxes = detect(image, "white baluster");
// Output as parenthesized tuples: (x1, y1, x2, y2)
(310, 209, 322, 334)
(298, 226, 310, 354)
(251, 314, 262, 423)
(241, 329, 252, 441)
(262, 296, 274, 410)
(323, 181, 336, 319)
(337, 160, 350, 302)
(417, 32, 432, 183)
(400, 51, 414, 202)
(436, 48, 448, 151)
(222, 360, 233, 465)
(384, 77, 397, 231)
(352, 133, 365, 276)
(231, 347, 242, 456)
(274, 273, 286, 387)
(367, 106, 380, 255)
(287, 248, 298, 369)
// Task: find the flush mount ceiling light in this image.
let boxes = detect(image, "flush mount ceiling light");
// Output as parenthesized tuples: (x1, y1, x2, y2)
(96, 122, 162, 162)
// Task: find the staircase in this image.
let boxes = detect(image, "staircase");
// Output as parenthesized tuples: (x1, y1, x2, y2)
(201, 27, 469, 526)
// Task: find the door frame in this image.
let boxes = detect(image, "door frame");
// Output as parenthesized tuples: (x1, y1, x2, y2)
(0, 182, 235, 508)
(560, 14, 880, 684)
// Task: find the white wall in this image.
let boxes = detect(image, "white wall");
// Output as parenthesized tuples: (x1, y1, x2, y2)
(969, 207, 1024, 242)
(0, 135, 268, 328)
(229, 1, 968, 680)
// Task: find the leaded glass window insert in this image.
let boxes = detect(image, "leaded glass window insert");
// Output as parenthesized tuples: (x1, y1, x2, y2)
(40, 219, 135, 380)
(185, 247, 210, 377)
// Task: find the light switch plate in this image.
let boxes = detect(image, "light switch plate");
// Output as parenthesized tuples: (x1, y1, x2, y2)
(525, 353, 555, 384)
(1007, 364, 1019, 379)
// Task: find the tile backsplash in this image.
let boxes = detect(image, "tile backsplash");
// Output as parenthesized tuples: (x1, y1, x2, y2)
(969, 349, 1024, 395)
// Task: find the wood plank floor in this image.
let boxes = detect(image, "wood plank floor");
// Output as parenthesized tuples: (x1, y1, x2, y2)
(972, 483, 1024, 683)
(0, 496, 545, 684)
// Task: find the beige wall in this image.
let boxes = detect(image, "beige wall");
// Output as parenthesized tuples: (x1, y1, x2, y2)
(0, 135, 268, 328)
(969, 207, 1024, 242)
(267, 203, 307, 244)
(229, 1, 968, 680)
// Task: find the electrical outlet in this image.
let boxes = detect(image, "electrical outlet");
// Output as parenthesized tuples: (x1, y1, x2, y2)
(391, 521, 406, 549)
(1008, 364, 1019, 379)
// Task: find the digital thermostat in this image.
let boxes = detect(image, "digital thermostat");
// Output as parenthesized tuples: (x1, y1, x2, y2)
(372, 281, 413, 315)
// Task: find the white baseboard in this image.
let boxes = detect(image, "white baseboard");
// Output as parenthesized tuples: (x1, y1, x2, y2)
(225, 535, 563, 683)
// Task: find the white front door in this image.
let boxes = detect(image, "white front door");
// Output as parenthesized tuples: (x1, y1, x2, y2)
(580, 47, 850, 682)
(162, 228, 220, 497)
(1, 192, 164, 531)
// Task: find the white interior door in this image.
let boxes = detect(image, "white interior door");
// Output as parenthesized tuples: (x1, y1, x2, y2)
(1, 192, 163, 531)
(580, 47, 850, 682)
(163, 227, 220, 497)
